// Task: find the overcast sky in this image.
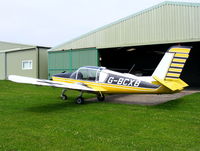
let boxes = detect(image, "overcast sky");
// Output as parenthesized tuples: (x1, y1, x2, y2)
(0, 0, 199, 47)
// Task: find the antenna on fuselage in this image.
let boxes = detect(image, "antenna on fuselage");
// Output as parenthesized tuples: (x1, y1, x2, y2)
(128, 64, 135, 73)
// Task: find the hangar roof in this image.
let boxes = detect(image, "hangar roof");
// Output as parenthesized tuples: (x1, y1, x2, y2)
(0, 41, 35, 51)
(50, 1, 200, 51)
(0, 41, 50, 53)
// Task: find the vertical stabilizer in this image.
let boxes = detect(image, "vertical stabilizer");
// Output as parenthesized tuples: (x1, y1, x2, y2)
(152, 46, 191, 80)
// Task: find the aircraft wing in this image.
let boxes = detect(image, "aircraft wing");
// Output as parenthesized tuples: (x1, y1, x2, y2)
(8, 75, 95, 92)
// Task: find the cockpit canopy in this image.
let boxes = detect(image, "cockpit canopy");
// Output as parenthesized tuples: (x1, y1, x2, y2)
(53, 66, 106, 82)
(71, 66, 105, 81)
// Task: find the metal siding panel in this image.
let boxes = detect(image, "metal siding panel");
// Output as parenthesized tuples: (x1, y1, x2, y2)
(191, 6, 200, 39)
(0, 53, 5, 80)
(79, 51, 87, 66)
(170, 5, 177, 41)
(197, 6, 200, 39)
(48, 52, 52, 78)
(38, 48, 48, 79)
(50, 2, 200, 50)
(6, 49, 37, 78)
(71, 50, 80, 70)
(48, 52, 53, 70)
(74, 48, 98, 68)
(149, 8, 154, 42)
(48, 51, 71, 78)
(48, 48, 98, 78)
(126, 19, 132, 45)
(180, 5, 187, 40)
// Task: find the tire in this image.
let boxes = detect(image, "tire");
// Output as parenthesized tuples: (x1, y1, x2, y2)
(97, 94, 105, 102)
(61, 95, 67, 100)
(76, 97, 84, 104)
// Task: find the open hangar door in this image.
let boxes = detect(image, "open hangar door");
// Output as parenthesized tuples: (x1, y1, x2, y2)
(98, 42, 200, 87)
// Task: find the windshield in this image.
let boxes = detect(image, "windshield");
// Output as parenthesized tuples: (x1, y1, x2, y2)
(70, 66, 105, 81)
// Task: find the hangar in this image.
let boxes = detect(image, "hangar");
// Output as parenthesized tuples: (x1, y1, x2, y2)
(0, 41, 50, 80)
(49, 1, 200, 87)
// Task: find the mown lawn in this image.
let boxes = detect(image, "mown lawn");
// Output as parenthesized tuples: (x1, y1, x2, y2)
(0, 80, 200, 151)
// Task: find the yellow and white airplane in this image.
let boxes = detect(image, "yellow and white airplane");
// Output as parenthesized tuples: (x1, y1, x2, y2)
(8, 46, 191, 104)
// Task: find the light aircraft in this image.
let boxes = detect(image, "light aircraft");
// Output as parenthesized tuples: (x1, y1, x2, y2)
(8, 46, 191, 104)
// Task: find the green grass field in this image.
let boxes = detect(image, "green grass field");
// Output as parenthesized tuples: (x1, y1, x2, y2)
(0, 80, 200, 151)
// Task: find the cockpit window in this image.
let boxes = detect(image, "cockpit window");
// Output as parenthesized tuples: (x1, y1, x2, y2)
(70, 72, 77, 79)
(77, 68, 96, 81)
(72, 66, 104, 81)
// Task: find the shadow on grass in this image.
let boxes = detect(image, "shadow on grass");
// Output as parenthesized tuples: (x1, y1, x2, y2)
(25, 100, 97, 113)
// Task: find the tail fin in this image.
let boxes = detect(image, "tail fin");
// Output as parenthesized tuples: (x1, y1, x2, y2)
(152, 46, 191, 91)
(152, 46, 191, 80)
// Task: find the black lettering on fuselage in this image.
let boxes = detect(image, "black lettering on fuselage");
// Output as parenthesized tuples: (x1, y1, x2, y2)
(128, 79, 135, 86)
(105, 74, 160, 89)
(107, 77, 114, 84)
(106, 75, 141, 87)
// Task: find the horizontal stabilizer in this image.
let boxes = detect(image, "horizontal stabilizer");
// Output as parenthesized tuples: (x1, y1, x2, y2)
(153, 76, 188, 91)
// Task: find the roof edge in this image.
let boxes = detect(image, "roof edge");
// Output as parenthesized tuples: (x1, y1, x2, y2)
(0, 41, 35, 47)
(0, 47, 37, 53)
(0, 41, 51, 49)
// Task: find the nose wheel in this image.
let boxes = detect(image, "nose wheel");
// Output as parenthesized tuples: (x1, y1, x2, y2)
(60, 89, 68, 100)
(61, 94, 67, 100)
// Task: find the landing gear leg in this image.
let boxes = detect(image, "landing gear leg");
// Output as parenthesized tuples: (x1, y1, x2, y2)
(76, 91, 84, 104)
(60, 89, 67, 100)
(97, 92, 105, 102)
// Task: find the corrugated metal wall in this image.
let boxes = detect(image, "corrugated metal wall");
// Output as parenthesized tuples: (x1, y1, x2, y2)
(48, 48, 98, 78)
(6, 49, 37, 78)
(51, 2, 200, 51)
(0, 53, 5, 80)
(39, 48, 48, 79)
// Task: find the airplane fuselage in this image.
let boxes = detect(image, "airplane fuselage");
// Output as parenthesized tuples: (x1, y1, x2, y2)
(52, 68, 171, 94)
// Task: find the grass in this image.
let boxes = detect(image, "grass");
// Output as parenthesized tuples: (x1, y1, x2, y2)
(0, 80, 200, 151)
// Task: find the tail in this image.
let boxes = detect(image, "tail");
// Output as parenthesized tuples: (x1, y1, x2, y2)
(152, 46, 191, 91)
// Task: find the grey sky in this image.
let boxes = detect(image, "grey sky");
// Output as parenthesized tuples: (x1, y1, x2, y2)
(0, 0, 199, 47)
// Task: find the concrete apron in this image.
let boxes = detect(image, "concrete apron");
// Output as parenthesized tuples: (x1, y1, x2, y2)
(87, 90, 200, 105)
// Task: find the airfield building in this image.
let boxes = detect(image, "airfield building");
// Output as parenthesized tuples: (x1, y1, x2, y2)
(48, 1, 200, 87)
(0, 41, 50, 80)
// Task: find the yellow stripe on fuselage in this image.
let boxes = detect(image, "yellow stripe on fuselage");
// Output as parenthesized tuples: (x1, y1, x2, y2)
(52, 77, 160, 94)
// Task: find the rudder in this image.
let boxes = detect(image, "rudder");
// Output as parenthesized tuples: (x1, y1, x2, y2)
(165, 46, 191, 80)
(152, 46, 191, 80)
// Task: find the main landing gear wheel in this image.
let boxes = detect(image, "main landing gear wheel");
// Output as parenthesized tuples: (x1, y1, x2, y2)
(76, 97, 84, 104)
(97, 94, 105, 102)
(75, 91, 84, 104)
